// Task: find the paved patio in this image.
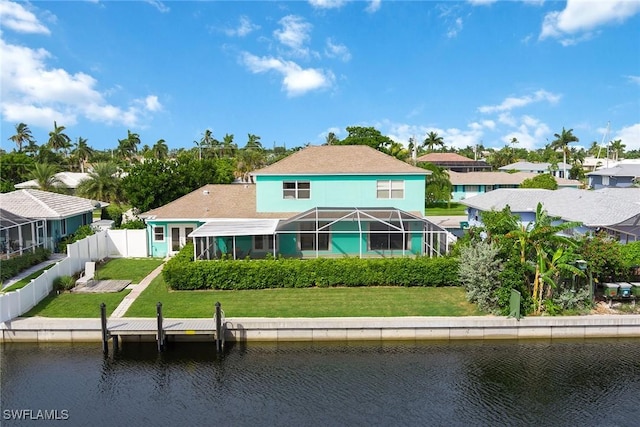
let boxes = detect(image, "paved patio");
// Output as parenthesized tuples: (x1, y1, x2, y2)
(73, 280, 131, 293)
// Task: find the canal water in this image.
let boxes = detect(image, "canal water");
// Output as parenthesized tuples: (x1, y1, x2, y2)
(2, 339, 640, 426)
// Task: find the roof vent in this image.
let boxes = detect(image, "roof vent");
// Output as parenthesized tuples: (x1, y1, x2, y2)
(203, 190, 210, 195)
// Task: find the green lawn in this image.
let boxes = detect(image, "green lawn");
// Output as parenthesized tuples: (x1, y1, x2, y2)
(1, 265, 56, 293)
(23, 290, 131, 317)
(125, 275, 483, 318)
(96, 257, 164, 283)
(425, 202, 467, 216)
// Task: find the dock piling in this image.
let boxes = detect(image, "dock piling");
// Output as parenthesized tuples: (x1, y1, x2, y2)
(215, 302, 223, 352)
(156, 302, 164, 352)
(100, 302, 108, 354)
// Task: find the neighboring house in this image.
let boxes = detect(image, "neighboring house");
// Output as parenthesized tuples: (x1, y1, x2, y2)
(416, 152, 491, 172)
(499, 161, 572, 179)
(142, 145, 451, 259)
(460, 188, 640, 243)
(0, 189, 107, 252)
(0, 209, 46, 259)
(15, 172, 89, 194)
(449, 171, 582, 201)
(587, 164, 640, 189)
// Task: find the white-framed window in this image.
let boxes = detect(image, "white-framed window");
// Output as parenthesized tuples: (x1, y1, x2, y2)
(153, 226, 165, 242)
(299, 222, 330, 251)
(283, 181, 311, 199)
(376, 180, 404, 199)
(253, 235, 276, 251)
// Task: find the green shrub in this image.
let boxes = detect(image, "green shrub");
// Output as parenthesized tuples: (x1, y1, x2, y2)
(53, 275, 76, 292)
(163, 243, 460, 290)
(0, 248, 51, 282)
(458, 240, 503, 314)
(58, 225, 97, 253)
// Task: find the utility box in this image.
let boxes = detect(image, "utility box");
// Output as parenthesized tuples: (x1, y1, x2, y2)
(618, 283, 633, 298)
(603, 283, 618, 298)
(630, 283, 640, 297)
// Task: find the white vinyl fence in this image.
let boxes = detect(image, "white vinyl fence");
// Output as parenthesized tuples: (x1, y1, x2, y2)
(0, 229, 149, 323)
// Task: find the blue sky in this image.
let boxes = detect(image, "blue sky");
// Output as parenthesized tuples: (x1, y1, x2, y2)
(1, 0, 639, 153)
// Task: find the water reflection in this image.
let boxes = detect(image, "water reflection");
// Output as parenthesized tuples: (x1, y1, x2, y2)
(2, 339, 640, 426)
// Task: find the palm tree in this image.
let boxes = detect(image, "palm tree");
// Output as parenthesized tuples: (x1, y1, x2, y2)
(116, 130, 141, 162)
(325, 132, 339, 145)
(75, 162, 122, 203)
(47, 121, 72, 155)
(505, 203, 581, 314)
(221, 133, 237, 158)
(245, 133, 263, 151)
(72, 137, 94, 173)
(423, 131, 444, 152)
(551, 127, 579, 179)
(609, 139, 625, 161)
(29, 163, 64, 192)
(8, 123, 35, 152)
(151, 139, 169, 160)
(199, 129, 217, 159)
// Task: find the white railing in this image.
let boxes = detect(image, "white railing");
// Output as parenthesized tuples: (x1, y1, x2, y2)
(0, 229, 149, 323)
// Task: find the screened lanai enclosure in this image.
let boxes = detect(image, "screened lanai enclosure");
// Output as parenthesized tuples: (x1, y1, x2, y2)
(190, 207, 452, 260)
(0, 209, 46, 259)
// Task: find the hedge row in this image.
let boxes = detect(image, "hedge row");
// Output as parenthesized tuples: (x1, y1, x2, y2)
(163, 244, 460, 290)
(0, 248, 51, 283)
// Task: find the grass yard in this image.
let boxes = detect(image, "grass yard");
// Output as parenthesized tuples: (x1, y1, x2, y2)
(425, 202, 467, 216)
(96, 257, 164, 283)
(1, 265, 56, 293)
(125, 275, 483, 318)
(23, 290, 131, 317)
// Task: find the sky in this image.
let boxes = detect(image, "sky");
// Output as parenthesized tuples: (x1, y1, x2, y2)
(1, 0, 639, 154)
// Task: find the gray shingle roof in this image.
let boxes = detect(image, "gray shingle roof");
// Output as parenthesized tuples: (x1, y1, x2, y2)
(587, 164, 640, 177)
(14, 172, 89, 189)
(0, 189, 105, 219)
(252, 145, 429, 176)
(448, 171, 581, 187)
(460, 188, 640, 227)
(498, 161, 572, 172)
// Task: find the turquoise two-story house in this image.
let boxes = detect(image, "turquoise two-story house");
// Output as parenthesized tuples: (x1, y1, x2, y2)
(142, 145, 451, 259)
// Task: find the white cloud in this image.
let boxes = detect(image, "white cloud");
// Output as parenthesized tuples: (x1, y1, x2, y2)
(627, 75, 640, 85)
(365, 0, 381, 14)
(540, 0, 640, 43)
(478, 90, 561, 114)
(274, 15, 312, 57)
(143, 95, 162, 112)
(144, 0, 170, 13)
(467, 0, 498, 6)
(614, 123, 640, 151)
(0, 0, 50, 34)
(240, 52, 334, 97)
(0, 37, 157, 129)
(308, 0, 346, 10)
(224, 16, 259, 37)
(325, 38, 351, 62)
(447, 17, 463, 38)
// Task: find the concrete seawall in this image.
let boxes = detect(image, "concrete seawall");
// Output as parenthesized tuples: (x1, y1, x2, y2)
(2, 315, 640, 343)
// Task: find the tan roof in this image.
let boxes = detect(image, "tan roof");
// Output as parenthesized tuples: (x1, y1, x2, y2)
(416, 152, 476, 163)
(448, 171, 582, 187)
(141, 184, 292, 220)
(0, 189, 105, 219)
(252, 145, 428, 175)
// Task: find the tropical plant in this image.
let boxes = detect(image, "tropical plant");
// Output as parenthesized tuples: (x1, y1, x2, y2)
(151, 139, 169, 160)
(116, 130, 141, 162)
(76, 162, 122, 203)
(423, 131, 444, 152)
(47, 121, 72, 155)
(325, 132, 339, 145)
(335, 126, 393, 152)
(29, 163, 64, 192)
(520, 174, 558, 190)
(504, 203, 582, 314)
(458, 240, 503, 313)
(550, 127, 579, 179)
(8, 123, 35, 152)
(419, 163, 452, 205)
(72, 137, 94, 173)
(609, 139, 625, 161)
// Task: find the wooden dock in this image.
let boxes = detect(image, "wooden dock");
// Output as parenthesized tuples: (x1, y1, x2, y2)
(100, 302, 226, 353)
(74, 280, 131, 293)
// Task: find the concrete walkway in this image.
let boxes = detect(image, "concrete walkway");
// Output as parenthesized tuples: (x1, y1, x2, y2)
(109, 261, 166, 318)
(1, 254, 66, 290)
